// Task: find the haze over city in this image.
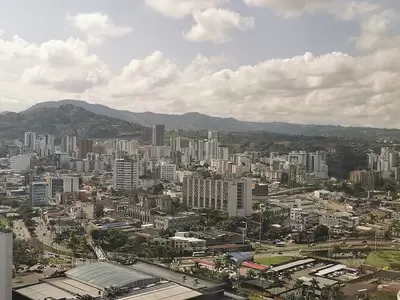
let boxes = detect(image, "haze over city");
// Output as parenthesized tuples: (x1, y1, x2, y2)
(1, 0, 400, 127)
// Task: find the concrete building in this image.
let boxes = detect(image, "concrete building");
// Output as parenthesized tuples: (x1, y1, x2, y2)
(113, 159, 139, 190)
(159, 162, 177, 182)
(46, 176, 81, 200)
(24, 132, 36, 151)
(183, 177, 253, 217)
(0, 229, 12, 300)
(10, 154, 31, 173)
(78, 139, 93, 159)
(152, 124, 165, 146)
(61, 136, 69, 153)
(28, 182, 47, 206)
(349, 169, 381, 190)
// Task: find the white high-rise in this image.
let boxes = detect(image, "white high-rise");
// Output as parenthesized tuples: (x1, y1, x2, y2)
(0, 229, 13, 300)
(183, 177, 252, 217)
(113, 159, 139, 190)
(24, 132, 36, 151)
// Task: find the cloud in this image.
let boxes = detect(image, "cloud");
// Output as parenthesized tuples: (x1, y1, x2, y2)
(184, 8, 254, 43)
(243, 0, 336, 17)
(67, 12, 133, 44)
(144, 0, 228, 18)
(2, 3, 400, 128)
(0, 33, 109, 93)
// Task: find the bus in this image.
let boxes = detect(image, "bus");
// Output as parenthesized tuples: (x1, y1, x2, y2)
(275, 242, 285, 247)
(192, 251, 206, 257)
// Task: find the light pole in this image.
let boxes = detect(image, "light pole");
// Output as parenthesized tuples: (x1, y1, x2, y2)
(259, 204, 267, 243)
(241, 221, 248, 244)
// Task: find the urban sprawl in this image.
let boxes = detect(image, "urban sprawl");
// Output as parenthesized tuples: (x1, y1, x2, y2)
(2, 126, 400, 300)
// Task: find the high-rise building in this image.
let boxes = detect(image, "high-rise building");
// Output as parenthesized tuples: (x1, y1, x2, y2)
(61, 136, 69, 153)
(24, 132, 36, 151)
(170, 136, 181, 152)
(152, 124, 165, 146)
(29, 182, 47, 206)
(113, 159, 139, 190)
(0, 228, 13, 300)
(141, 127, 153, 143)
(158, 162, 177, 182)
(78, 139, 93, 159)
(183, 177, 252, 217)
(71, 136, 77, 153)
(46, 176, 81, 199)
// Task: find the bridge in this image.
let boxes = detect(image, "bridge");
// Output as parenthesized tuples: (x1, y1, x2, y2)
(268, 186, 316, 196)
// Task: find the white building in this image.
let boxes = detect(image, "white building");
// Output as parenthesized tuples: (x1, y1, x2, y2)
(159, 162, 176, 182)
(0, 229, 13, 300)
(10, 154, 31, 173)
(113, 159, 139, 190)
(24, 132, 36, 151)
(29, 182, 47, 206)
(319, 212, 359, 229)
(183, 177, 253, 217)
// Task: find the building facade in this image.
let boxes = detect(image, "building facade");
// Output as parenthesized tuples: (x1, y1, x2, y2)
(113, 159, 139, 190)
(183, 177, 253, 217)
(152, 124, 165, 146)
(0, 229, 13, 300)
(29, 182, 47, 206)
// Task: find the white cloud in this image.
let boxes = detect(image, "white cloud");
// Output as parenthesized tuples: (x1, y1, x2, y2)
(243, 0, 336, 17)
(145, 0, 227, 18)
(184, 8, 254, 43)
(3, 4, 400, 128)
(0, 33, 109, 93)
(67, 13, 133, 44)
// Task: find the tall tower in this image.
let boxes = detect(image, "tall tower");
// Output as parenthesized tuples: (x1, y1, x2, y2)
(24, 132, 36, 151)
(151, 124, 165, 146)
(0, 229, 13, 300)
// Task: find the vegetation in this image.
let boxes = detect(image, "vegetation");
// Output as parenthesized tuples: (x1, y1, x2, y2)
(0, 104, 142, 139)
(254, 256, 293, 266)
(366, 251, 400, 270)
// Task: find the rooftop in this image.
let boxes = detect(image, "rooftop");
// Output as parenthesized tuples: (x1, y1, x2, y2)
(66, 262, 158, 289)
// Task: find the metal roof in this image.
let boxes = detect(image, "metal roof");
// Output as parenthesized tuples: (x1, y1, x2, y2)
(66, 262, 157, 289)
(271, 258, 315, 272)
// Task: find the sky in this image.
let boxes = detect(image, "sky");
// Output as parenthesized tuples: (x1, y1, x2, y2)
(1, 0, 400, 128)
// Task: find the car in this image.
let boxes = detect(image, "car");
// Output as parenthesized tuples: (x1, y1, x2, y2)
(278, 252, 283, 255)
(362, 240, 367, 244)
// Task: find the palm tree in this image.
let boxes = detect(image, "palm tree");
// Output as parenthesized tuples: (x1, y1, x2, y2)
(246, 269, 256, 280)
(214, 259, 223, 272)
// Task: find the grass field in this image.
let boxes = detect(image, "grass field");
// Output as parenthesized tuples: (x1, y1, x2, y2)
(366, 251, 400, 270)
(254, 256, 293, 266)
(0, 215, 9, 227)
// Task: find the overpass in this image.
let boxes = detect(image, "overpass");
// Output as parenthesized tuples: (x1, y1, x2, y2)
(268, 186, 316, 196)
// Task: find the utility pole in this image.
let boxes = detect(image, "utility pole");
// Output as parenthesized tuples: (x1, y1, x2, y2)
(259, 204, 267, 243)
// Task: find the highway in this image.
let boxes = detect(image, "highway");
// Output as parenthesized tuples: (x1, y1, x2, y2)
(13, 219, 31, 241)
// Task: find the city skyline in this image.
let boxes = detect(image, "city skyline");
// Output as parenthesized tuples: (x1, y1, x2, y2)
(1, 0, 400, 128)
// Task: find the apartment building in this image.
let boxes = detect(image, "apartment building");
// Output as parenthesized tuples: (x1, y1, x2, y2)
(113, 159, 139, 190)
(182, 176, 252, 217)
(28, 182, 47, 206)
(319, 212, 359, 229)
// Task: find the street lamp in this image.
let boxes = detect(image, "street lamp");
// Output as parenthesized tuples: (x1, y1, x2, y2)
(259, 204, 267, 243)
(241, 221, 248, 244)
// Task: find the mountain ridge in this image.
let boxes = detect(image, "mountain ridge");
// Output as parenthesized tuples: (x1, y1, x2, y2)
(0, 104, 142, 139)
(26, 99, 400, 139)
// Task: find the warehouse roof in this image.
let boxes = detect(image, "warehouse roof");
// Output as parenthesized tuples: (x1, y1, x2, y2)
(66, 262, 157, 289)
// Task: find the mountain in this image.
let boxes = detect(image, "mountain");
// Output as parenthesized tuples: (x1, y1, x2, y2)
(0, 104, 142, 139)
(26, 99, 400, 140)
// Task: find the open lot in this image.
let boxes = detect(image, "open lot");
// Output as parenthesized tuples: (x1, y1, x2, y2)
(366, 251, 400, 270)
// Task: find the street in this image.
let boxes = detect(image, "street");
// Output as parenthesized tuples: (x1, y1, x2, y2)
(13, 219, 31, 241)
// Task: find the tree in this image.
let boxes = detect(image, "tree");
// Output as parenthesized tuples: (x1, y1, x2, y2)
(76, 295, 95, 300)
(246, 269, 256, 280)
(94, 205, 105, 218)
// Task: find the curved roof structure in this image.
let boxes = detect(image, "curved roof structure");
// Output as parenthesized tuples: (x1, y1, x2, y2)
(66, 262, 158, 289)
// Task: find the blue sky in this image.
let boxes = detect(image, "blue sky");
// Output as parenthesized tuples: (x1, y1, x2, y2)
(0, 0, 400, 128)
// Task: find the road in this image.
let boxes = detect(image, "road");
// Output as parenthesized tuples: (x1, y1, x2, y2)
(33, 217, 71, 254)
(13, 219, 31, 241)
